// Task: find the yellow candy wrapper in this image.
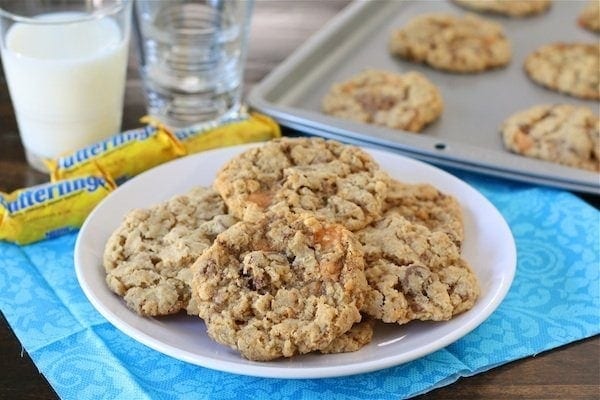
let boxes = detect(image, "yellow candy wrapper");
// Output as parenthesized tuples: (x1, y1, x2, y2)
(161, 112, 281, 154)
(48, 125, 186, 183)
(0, 172, 116, 245)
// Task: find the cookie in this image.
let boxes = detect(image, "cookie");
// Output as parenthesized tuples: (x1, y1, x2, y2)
(524, 43, 600, 100)
(268, 157, 390, 231)
(103, 187, 237, 317)
(190, 213, 368, 361)
(356, 214, 479, 324)
(319, 318, 375, 354)
(501, 104, 600, 172)
(579, 1, 600, 33)
(383, 179, 464, 247)
(214, 137, 389, 230)
(453, 0, 551, 17)
(321, 69, 444, 132)
(389, 13, 511, 73)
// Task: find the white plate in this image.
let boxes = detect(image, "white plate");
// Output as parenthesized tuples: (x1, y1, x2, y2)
(74, 143, 516, 379)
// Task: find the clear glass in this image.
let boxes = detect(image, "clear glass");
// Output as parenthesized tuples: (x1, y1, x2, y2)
(133, 0, 253, 128)
(0, 0, 132, 172)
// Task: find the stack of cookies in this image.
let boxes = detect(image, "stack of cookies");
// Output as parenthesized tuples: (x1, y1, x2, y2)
(103, 137, 480, 361)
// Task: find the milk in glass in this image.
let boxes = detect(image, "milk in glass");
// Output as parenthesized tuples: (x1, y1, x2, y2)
(0, 13, 128, 165)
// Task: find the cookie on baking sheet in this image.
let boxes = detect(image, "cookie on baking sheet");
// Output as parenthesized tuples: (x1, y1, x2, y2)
(389, 13, 511, 73)
(356, 214, 479, 324)
(321, 69, 444, 133)
(501, 104, 600, 172)
(578, 1, 600, 33)
(453, 0, 551, 17)
(103, 187, 237, 317)
(524, 43, 600, 100)
(383, 180, 464, 247)
(319, 318, 375, 354)
(214, 137, 389, 231)
(190, 213, 368, 361)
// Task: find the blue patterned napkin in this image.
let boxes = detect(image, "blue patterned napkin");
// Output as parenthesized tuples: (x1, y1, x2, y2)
(1, 171, 598, 400)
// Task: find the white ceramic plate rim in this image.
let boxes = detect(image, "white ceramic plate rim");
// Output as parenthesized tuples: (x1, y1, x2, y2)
(74, 143, 516, 379)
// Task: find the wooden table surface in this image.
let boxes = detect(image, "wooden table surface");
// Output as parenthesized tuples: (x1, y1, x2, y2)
(1, 1, 598, 399)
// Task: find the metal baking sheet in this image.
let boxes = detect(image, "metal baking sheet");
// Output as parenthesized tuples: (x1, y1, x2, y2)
(248, 0, 600, 194)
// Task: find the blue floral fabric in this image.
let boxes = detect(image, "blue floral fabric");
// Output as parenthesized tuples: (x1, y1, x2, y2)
(1, 171, 598, 400)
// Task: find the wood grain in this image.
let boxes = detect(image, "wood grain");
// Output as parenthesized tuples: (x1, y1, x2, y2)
(0, 1, 598, 399)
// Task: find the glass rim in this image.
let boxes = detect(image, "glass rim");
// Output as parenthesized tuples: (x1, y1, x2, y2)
(0, 0, 130, 25)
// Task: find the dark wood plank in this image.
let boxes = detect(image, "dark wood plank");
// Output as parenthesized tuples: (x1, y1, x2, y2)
(415, 337, 600, 400)
(0, 1, 598, 399)
(0, 313, 58, 400)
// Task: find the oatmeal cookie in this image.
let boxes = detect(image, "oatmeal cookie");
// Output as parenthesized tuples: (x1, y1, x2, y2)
(389, 13, 511, 73)
(319, 318, 375, 354)
(191, 213, 368, 361)
(356, 214, 479, 324)
(384, 179, 464, 247)
(453, 0, 551, 17)
(321, 69, 444, 132)
(214, 137, 389, 230)
(524, 43, 600, 100)
(103, 187, 237, 316)
(578, 1, 600, 33)
(501, 104, 600, 171)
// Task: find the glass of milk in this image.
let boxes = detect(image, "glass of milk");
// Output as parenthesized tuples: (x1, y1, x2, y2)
(0, 0, 132, 172)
